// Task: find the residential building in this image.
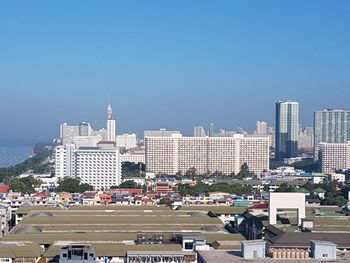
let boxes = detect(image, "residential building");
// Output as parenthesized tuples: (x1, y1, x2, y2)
(298, 127, 314, 152)
(145, 135, 269, 175)
(314, 109, 350, 160)
(55, 143, 76, 178)
(120, 152, 145, 164)
(60, 123, 79, 144)
(116, 133, 137, 149)
(275, 100, 299, 160)
(319, 142, 350, 174)
(255, 121, 268, 135)
(79, 122, 92, 136)
(209, 123, 215, 137)
(194, 126, 206, 137)
(144, 128, 181, 138)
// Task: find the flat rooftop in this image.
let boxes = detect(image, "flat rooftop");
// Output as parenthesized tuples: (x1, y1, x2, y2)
(198, 251, 350, 263)
(2, 205, 244, 257)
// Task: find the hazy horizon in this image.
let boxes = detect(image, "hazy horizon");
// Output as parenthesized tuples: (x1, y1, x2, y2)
(1, 1, 350, 142)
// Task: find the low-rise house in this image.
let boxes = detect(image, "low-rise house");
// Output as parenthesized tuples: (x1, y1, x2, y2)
(329, 173, 346, 183)
(109, 188, 142, 196)
(31, 192, 51, 205)
(82, 192, 99, 205)
(99, 194, 112, 204)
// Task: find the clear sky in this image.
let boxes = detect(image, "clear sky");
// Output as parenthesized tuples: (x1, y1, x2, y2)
(1, 1, 350, 143)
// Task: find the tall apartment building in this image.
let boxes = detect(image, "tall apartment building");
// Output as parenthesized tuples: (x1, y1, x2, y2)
(314, 109, 350, 160)
(319, 142, 350, 174)
(116, 133, 137, 149)
(145, 135, 269, 175)
(194, 126, 206, 137)
(144, 129, 181, 138)
(275, 100, 299, 160)
(55, 142, 121, 189)
(298, 127, 314, 152)
(255, 121, 268, 135)
(60, 123, 79, 144)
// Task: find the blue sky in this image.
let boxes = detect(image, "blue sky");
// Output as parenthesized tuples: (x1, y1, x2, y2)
(0, 1, 350, 142)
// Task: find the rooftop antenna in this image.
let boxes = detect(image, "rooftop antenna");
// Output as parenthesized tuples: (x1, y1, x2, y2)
(108, 93, 111, 106)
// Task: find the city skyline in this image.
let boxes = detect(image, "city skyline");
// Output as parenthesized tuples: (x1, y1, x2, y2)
(1, 1, 350, 142)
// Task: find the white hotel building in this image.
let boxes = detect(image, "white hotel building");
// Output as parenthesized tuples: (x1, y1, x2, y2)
(55, 142, 121, 189)
(55, 103, 121, 189)
(145, 134, 269, 175)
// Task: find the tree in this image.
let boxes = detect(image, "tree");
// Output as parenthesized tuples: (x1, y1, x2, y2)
(56, 177, 93, 193)
(237, 163, 250, 179)
(111, 180, 141, 189)
(274, 183, 296, 192)
(6, 176, 42, 194)
(185, 167, 197, 177)
(122, 162, 145, 177)
(159, 198, 173, 209)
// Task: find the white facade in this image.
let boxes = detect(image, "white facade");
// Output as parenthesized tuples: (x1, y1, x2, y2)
(55, 143, 121, 189)
(106, 104, 116, 142)
(120, 153, 145, 164)
(73, 135, 102, 148)
(76, 145, 121, 189)
(145, 135, 269, 175)
(329, 173, 346, 183)
(55, 143, 76, 178)
(144, 128, 182, 138)
(60, 123, 79, 144)
(194, 126, 206, 137)
(116, 133, 137, 149)
(91, 129, 108, 141)
(255, 121, 268, 135)
(269, 192, 305, 225)
(320, 142, 350, 174)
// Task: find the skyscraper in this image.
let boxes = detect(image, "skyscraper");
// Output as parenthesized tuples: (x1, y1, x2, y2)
(209, 123, 215, 137)
(256, 121, 268, 135)
(106, 103, 116, 142)
(275, 100, 299, 160)
(314, 109, 350, 160)
(194, 126, 206, 137)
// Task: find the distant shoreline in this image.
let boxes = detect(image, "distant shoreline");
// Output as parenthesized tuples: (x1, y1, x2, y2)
(0, 145, 34, 168)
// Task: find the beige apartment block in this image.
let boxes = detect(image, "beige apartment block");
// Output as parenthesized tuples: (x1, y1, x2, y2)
(145, 135, 269, 175)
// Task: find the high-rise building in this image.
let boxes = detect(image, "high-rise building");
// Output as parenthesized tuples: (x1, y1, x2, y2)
(60, 123, 79, 144)
(144, 129, 181, 138)
(145, 135, 269, 175)
(116, 133, 137, 149)
(106, 104, 116, 142)
(209, 123, 215, 137)
(298, 127, 314, 152)
(275, 100, 299, 160)
(194, 126, 206, 137)
(55, 142, 121, 189)
(256, 121, 268, 135)
(78, 122, 92, 136)
(314, 109, 350, 160)
(319, 142, 350, 174)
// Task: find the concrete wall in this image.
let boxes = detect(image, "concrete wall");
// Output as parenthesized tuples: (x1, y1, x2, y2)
(269, 192, 305, 225)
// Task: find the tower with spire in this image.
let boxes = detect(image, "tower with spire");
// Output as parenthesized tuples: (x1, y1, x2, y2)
(106, 101, 116, 142)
